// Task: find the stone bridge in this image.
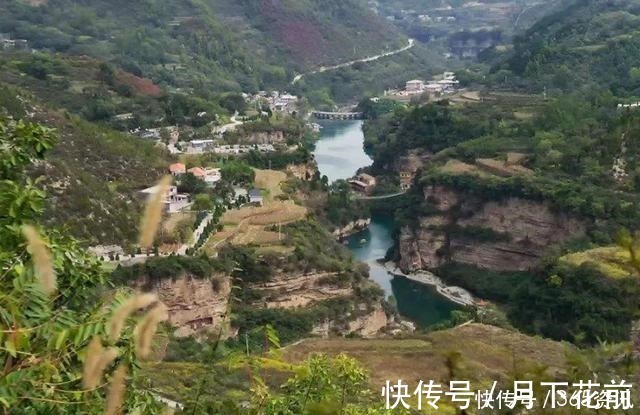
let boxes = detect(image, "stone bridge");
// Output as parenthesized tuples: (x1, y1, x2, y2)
(312, 111, 364, 120)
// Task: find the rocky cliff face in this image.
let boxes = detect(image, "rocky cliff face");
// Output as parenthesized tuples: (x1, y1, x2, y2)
(286, 162, 317, 181)
(332, 218, 371, 239)
(399, 185, 586, 272)
(251, 272, 354, 309)
(312, 304, 388, 338)
(136, 274, 232, 338)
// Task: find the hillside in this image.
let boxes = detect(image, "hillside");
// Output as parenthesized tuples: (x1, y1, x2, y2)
(361, 90, 640, 345)
(0, 85, 169, 245)
(376, 0, 561, 58)
(491, 0, 640, 95)
(141, 323, 574, 408)
(0, 0, 405, 93)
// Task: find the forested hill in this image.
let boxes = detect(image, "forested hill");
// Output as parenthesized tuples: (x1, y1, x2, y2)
(0, 0, 404, 93)
(490, 0, 640, 96)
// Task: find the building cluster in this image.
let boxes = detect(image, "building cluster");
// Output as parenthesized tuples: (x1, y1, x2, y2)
(390, 72, 459, 99)
(417, 14, 456, 23)
(169, 163, 221, 186)
(348, 173, 377, 195)
(137, 164, 223, 213)
(383, 7, 456, 23)
(227, 187, 262, 206)
(132, 126, 181, 141)
(138, 184, 190, 213)
(184, 140, 276, 155)
(0, 33, 28, 51)
(246, 91, 300, 114)
(618, 102, 640, 110)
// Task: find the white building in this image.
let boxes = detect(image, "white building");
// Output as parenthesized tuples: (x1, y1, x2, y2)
(406, 80, 425, 92)
(248, 189, 263, 206)
(425, 83, 445, 94)
(187, 139, 215, 153)
(138, 185, 190, 213)
(204, 168, 221, 186)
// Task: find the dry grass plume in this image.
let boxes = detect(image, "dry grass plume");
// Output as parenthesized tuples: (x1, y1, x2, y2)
(139, 175, 172, 249)
(83, 337, 120, 390)
(107, 294, 158, 342)
(134, 303, 168, 359)
(104, 364, 127, 415)
(21, 225, 56, 295)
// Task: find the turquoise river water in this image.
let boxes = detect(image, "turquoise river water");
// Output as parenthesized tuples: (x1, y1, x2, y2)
(313, 120, 458, 327)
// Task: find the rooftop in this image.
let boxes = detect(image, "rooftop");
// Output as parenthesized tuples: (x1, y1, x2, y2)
(249, 188, 263, 198)
(187, 167, 206, 177)
(169, 163, 186, 173)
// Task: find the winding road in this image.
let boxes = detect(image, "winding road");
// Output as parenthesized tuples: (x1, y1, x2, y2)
(292, 38, 415, 84)
(214, 112, 244, 134)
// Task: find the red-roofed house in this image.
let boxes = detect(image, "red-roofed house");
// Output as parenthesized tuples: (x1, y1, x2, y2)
(187, 167, 206, 179)
(169, 163, 186, 176)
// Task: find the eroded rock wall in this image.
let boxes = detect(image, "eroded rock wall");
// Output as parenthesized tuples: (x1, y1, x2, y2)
(137, 274, 232, 338)
(399, 185, 585, 272)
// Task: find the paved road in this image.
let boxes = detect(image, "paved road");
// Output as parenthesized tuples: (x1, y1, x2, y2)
(177, 212, 214, 255)
(214, 113, 244, 134)
(292, 38, 415, 84)
(105, 212, 215, 264)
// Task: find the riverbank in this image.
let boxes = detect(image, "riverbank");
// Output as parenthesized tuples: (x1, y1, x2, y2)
(383, 262, 476, 307)
(333, 218, 371, 240)
(314, 119, 461, 327)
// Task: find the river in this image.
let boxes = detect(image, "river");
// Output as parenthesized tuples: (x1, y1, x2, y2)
(313, 120, 459, 327)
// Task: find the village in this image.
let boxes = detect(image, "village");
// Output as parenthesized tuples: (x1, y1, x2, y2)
(127, 90, 305, 156)
(126, 71, 462, 220)
(384, 71, 460, 101)
(0, 33, 28, 51)
(139, 162, 264, 214)
(114, 68, 466, 258)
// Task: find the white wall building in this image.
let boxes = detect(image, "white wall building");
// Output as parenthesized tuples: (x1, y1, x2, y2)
(406, 80, 425, 92)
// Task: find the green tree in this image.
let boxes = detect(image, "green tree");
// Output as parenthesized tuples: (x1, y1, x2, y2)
(220, 93, 248, 114)
(221, 161, 255, 186)
(193, 193, 214, 212)
(0, 118, 161, 412)
(178, 172, 207, 194)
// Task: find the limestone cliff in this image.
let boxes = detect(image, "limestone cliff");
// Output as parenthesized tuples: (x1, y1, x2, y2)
(311, 304, 388, 338)
(136, 274, 232, 338)
(332, 218, 371, 239)
(399, 185, 586, 272)
(251, 272, 353, 309)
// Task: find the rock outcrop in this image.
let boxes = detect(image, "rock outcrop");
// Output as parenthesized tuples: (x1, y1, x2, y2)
(347, 306, 388, 337)
(399, 185, 586, 272)
(136, 274, 232, 338)
(286, 162, 317, 181)
(332, 218, 371, 239)
(312, 304, 388, 338)
(251, 272, 353, 309)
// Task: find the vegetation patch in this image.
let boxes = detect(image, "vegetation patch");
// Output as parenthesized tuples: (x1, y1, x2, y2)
(284, 324, 570, 389)
(560, 246, 635, 279)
